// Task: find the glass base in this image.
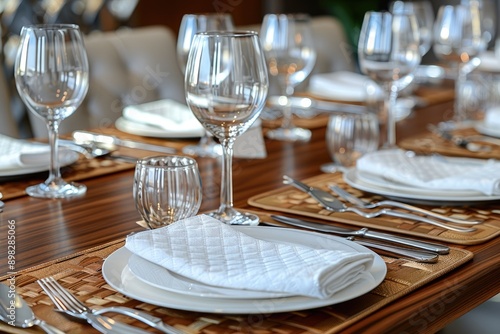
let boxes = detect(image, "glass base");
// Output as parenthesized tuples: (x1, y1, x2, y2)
(266, 127, 311, 142)
(26, 181, 86, 199)
(206, 209, 260, 226)
(182, 143, 223, 158)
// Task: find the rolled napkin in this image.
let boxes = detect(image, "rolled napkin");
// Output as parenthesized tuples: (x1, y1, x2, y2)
(356, 149, 500, 195)
(125, 215, 375, 299)
(123, 99, 204, 133)
(309, 71, 382, 102)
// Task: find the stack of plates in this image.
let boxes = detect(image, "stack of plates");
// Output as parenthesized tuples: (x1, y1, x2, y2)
(344, 168, 500, 205)
(102, 226, 386, 314)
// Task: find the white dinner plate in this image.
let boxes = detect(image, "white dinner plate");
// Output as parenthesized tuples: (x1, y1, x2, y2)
(128, 254, 291, 299)
(344, 168, 500, 204)
(115, 117, 205, 138)
(475, 122, 500, 138)
(102, 226, 386, 314)
(0, 151, 79, 178)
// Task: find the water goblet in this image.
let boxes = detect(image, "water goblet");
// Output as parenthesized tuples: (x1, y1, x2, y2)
(433, 3, 486, 123)
(14, 24, 89, 198)
(260, 13, 317, 142)
(358, 10, 421, 148)
(177, 13, 234, 158)
(134, 156, 202, 229)
(321, 112, 379, 173)
(185, 31, 268, 225)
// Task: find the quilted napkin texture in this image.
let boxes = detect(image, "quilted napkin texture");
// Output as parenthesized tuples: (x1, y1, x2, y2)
(357, 149, 500, 195)
(125, 215, 375, 299)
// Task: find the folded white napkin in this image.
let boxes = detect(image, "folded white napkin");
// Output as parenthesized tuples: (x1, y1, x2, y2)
(356, 149, 500, 195)
(484, 106, 500, 128)
(309, 71, 382, 102)
(125, 215, 374, 299)
(0, 134, 52, 171)
(123, 99, 204, 132)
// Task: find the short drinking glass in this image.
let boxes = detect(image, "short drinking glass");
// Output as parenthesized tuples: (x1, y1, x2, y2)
(326, 112, 379, 168)
(134, 156, 202, 229)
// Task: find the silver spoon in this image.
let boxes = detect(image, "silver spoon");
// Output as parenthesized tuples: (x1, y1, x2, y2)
(0, 283, 64, 334)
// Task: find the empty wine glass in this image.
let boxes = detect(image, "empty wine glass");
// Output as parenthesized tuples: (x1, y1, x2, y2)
(177, 13, 234, 158)
(185, 31, 268, 225)
(358, 10, 421, 148)
(14, 24, 89, 198)
(391, 1, 434, 58)
(260, 13, 317, 142)
(134, 156, 202, 229)
(433, 3, 486, 123)
(324, 112, 379, 170)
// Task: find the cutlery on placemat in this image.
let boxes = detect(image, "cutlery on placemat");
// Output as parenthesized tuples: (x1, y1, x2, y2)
(73, 130, 176, 154)
(262, 220, 439, 262)
(38, 277, 182, 334)
(427, 124, 491, 152)
(0, 283, 64, 334)
(328, 184, 481, 226)
(283, 175, 476, 233)
(271, 215, 449, 255)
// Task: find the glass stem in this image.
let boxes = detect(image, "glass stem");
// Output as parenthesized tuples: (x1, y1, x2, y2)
(219, 138, 235, 213)
(46, 118, 62, 186)
(454, 62, 467, 123)
(385, 84, 399, 148)
(281, 84, 295, 130)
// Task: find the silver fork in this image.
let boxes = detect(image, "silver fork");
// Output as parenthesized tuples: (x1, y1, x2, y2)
(328, 184, 482, 226)
(37, 277, 184, 334)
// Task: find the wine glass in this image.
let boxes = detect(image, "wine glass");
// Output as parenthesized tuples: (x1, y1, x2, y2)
(433, 3, 486, 123)
(391, 1, 434, 58)
(185, 31, 268, 225)
(358, 11, 421, 148)
(260, 13, 317, 142)
(14, 24, 89, 198)
(177, 13, 234, 158)
(134, 156, 202, 229)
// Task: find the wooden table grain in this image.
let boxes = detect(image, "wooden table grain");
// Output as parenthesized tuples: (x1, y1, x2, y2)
(1, 98, 499, 334)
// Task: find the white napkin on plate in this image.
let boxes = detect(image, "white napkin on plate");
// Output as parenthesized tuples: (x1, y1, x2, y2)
(356, 149, 500, 195)
(309, 71, 382, 102)
(125, 215, 374, 299)
(0, 134, 52, 171)
(123, 99, 204, 132)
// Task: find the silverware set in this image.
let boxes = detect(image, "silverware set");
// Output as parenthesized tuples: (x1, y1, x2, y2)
(37, 277, 185, 334)
(283, 175, 479, 233)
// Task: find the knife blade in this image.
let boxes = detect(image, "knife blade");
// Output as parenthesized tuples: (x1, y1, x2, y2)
(72, 131, 176, 154)
(267, 96, 368, 115)
(271, 215, 450, 254)
(427, 124, 491, 152)
(261, 221, 438, 263)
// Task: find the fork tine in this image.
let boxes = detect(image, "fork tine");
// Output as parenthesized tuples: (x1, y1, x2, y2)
(37, 277, 87, 313)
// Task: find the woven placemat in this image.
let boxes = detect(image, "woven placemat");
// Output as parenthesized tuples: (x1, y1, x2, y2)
(248, 173, 500, 245)
(400, 127, 500, 159)
(0, 217, 472, 334)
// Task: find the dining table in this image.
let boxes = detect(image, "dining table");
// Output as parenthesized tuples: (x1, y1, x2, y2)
(0, 82, 499, 334)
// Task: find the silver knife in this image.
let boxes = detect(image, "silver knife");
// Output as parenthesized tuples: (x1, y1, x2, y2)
(271, 215, 450, 255)
(72, 131, 176, 154)
(267, 96, 368, 115)
(261, 221, 438, 263)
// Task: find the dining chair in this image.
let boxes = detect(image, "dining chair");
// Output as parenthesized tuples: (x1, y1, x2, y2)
(28, 25, 185, 138)
(0, 65, 20, 138)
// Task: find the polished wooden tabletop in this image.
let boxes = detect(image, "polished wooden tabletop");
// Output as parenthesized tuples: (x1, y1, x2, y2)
(1, 97, 499, 333)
